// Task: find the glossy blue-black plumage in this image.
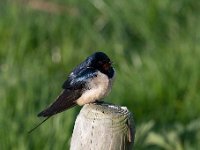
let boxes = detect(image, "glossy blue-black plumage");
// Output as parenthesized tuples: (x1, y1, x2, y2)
(62, 67, 97, 90)
(62, 52, 114, 90)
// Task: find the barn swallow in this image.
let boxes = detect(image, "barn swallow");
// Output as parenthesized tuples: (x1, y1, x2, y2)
(28, 52, 115, 133)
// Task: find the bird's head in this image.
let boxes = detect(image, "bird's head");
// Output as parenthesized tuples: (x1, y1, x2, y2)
(87, 52, 114, 78)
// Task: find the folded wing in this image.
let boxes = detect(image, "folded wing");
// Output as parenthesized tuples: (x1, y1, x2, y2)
(38, 68, 97, 117)
(37, 89, 81, 117)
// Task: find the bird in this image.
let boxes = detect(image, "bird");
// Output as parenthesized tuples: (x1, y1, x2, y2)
(28, 52, 115, 133)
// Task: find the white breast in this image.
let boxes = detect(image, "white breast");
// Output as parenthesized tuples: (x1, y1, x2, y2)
(76, 71, 113, 106)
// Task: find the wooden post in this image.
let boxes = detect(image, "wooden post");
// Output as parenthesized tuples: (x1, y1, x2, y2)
(70, 102, 135, 150)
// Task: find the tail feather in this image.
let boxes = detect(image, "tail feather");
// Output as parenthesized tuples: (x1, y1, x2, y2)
(28, 117, 50, 134)
(28, 89, 81, 133)
(37, 102, 77, 117)
(37, 89, 81, 117)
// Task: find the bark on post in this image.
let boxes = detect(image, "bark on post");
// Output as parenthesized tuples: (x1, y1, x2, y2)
(70, 102, 135, 150)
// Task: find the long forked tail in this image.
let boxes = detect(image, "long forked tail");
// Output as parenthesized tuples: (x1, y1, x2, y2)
(28, 116, 50, 134)
(37, 89, 79, 117)
(28, 89, 80, 133)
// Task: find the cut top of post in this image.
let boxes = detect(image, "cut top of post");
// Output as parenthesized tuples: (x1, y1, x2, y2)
(70, 102, 135, 150)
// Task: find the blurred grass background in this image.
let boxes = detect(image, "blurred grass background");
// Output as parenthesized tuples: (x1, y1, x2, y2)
(0, 0, 200, 149)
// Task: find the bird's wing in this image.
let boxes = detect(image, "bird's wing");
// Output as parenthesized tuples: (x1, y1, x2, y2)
(37, 89, 81, 117)
(38, 68, 97, 117)
(62, 67, 97, 90)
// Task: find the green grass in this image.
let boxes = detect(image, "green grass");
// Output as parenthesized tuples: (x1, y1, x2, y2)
(0, 0, 200, 149)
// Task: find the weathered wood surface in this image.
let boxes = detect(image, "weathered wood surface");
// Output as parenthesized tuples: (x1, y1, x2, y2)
(70, 102, 135, 150)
